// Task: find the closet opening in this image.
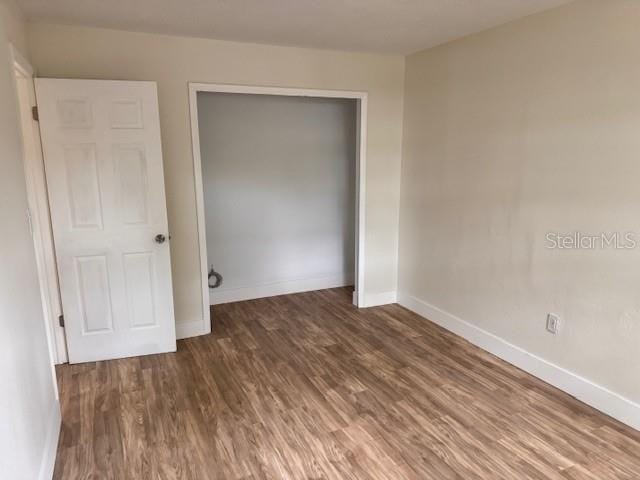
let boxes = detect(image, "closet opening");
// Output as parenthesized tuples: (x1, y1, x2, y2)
(189, 83, 367, 330)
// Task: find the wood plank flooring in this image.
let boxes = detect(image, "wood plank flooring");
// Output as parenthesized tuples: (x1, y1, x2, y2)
(53, 287, 640, 479)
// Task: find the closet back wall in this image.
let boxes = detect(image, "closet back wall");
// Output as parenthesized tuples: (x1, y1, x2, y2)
(198, 93, 356, 303)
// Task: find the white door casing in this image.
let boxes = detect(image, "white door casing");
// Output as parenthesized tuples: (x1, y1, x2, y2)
(35, 79, 176, 364)
(11, 46, 68, 366)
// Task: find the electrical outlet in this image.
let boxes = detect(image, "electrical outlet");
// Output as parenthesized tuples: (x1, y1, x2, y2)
(546, 313, 560, 334)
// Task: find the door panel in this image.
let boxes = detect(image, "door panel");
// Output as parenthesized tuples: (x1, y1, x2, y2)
(63, 143, 103, 229)
(123, 252, 157, 329)
(115, 145, 149, 225)
(35, 79, 176, 363)
(75, 255, 113, 334)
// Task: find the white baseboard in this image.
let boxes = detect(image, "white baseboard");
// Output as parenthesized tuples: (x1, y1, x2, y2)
(397, 292, 640, 432)
(209, 273, 353, 305)
(359, 290, 397, 308)
(38, 403, 61, 480)
(176, 319, 209, 340)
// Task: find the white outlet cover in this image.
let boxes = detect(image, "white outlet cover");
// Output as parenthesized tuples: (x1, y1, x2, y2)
(546, 313, 560, 334)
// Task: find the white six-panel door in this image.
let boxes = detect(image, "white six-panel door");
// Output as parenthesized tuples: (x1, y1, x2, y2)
(35, 79, 176, 364)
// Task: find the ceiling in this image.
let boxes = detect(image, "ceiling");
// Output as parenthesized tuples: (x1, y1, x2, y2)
(16, 0, 573, 54)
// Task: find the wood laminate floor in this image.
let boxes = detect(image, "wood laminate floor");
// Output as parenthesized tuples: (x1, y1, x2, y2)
(53, 287, 640, 479)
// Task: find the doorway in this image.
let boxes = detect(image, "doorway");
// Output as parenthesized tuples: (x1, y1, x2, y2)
(188, 83, 367, 330)
(11, 66, 178, 364)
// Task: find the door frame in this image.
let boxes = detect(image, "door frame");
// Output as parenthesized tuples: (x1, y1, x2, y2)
(10, 44, 68, 365)
(188, 82, 368, 333)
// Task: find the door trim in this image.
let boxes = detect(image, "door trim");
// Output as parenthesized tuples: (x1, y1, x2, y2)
(188, 82, 368, 336)
(11, 44, 68, 365)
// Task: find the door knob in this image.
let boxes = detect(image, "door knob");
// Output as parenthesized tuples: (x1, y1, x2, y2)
(154, 234, 167, 244)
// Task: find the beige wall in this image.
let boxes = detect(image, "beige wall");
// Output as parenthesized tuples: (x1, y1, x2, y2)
(0, 1, 60, 478)
(400, 0, 640, 404)
(0, 0, 25, 53)
(28, 23, 405, 327)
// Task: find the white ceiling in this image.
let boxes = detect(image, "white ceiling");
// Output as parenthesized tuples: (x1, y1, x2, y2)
(16, 0, 573, 54)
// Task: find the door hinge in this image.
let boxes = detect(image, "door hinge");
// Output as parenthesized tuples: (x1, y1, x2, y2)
(58, 314, 64, 327)
(31, 105, 39, 121)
